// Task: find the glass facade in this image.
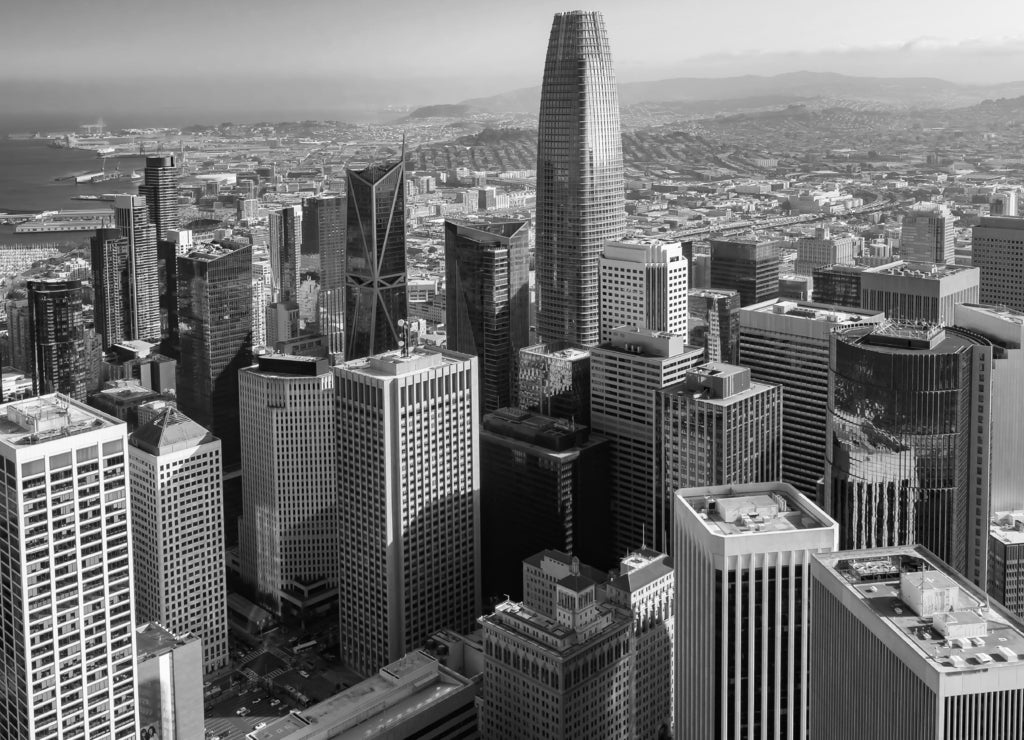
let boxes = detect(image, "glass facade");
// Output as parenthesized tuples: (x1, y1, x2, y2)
(139, 155, 180, 339)
(445, 220, 530, 414)
(344, 159, 407, 360)
(825, 323, 988, 575)
(177, 245, 253, 467)
(517, 342, 591, 425)
(535, 10, 625, 347)
(114, 194, 161, 342)
(27, 279, 87, 401)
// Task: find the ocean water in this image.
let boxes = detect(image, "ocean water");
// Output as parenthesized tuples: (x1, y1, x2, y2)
(0, 139, 146, 248)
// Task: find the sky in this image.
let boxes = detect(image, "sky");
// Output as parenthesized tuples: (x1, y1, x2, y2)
(2, 0, 1024, 125)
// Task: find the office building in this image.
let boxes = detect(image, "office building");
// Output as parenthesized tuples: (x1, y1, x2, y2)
(688, 288, 740, 363)
(599, 238, 688, 344)
(135, 623, 204, 740)
(27, 278, 87, 401)
(303, 194, 345, 290)
(708, 237, 781, 306)
(535, 10, 626, 347)
(738, 300, 885, 498)
(990, 189, 1018, 217)
(793, 226, 858, 276)
(825, 322, 992, 580)
(656, 364, 782, 548)
(479, 558, 635, 739)
(5, 296, 31, 374)
(901, 202, 955, 264)
(138, 155, 180, 339)
(445, 219, 530, 414)
(517, 341, 591, 425)
(989, 512, 1024, 621)
(344, 159, 407, 360)
(91, 227, 131, 348)
(860, 261, 979, 324)
(113, 194, 160, 342)
(811, 263, 867, 308)
(0, 396, 138, 739)
(176, 243, 253, 467)
(238, 355, 337, 618)
(590, 327, 704, 554)
(972, 216, 1024, 311)
(335, 347, 480, 675)
(248, 650, 479, 740)
(811, 545, 1024, 740)
(128, 407, 228, 674)
(674, 483, 837, 740)
(480, 407, 612, 601)
(269, 205, 302, 303)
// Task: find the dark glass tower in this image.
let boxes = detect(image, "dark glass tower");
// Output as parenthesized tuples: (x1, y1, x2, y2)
(708, 237, 781, 306)
(445, 219, 530, 414)
(535, 10, 625, 347)
(344, 159, 407, 360)
(177, 245, 253, 467)
(138, 155, 180, 339)
(269, 206, 302, 304)
(91, 227, 130, 349)
(27, 279, 87, 400)
(113, 194, 161, 341)
(303, 194, 345, 291)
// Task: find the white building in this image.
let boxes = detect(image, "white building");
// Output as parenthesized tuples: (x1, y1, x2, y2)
(0, 395, 139, 739)
(238, 355, 337, 618)
(674, 482, 838, 740)
(901, 202, 955, 264)
(135, 622, 204, 740)
(128, 406, 228, 674)
(972, 216, 1024, 311)
(599, 239, 688, 344)
(335, 346, 481, 676)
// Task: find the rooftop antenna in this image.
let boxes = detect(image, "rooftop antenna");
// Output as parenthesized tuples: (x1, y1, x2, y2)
(397, 319, 412, 358)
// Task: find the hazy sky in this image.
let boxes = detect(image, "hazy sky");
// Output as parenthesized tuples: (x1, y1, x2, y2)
(2, 0, 1024, 127)
(3, 0, 1024, 86)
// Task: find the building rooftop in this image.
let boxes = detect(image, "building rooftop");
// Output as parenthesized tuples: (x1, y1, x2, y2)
(521, 341, 590, 361)
(815, 546, 1024, 674)
(991, 512, 1024, 545)
(129, 407, 216, 455)
(744, 299, 884, 324)
(339, 346, 471, 378)
(0, 395, 119, 449)
(840, 320, 989, 354)
(135, 622, 199, 662)
(608, 549, 673, 594)
(602, 326, 697, 359)
(249, 651, 474, 740)
(867, 261, 976, 280)
(680, 482, 835, 536)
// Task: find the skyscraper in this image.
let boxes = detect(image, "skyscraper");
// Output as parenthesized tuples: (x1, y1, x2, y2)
(674, 482, 837, 740)
(268, 205, 302, 304)
(599, 238, 688, 344)
(535, 10, 626, 347)
(305, 194, 346, 358)
(344, 159, 407, 360)
(688, 288, 741, 363)
(708, 237, 781, 306)
(27, 278, 87, 401)
(972, 216, 1024, 311)
(738, 300, 885, 498)
(590, 327, 704, 555)
(517, 341, 592, 425)
(0, 395, 139, 739)
(238, 355, 337, 617)
(91, 227, 130, 349)
(811, 545, 1024, 740)
(859, 261, 979, 324)
(824, 321, 991, 579)
(445, 219, 530, 414)
(128, 407, 229, 674)
(656, 363, 783, 548)
(335, 346, 480, 675)
(176, 243, 253, 467)
(900, 202, 954, 264)
(138, 155, 180, 339)
(113, 194, 161, 342)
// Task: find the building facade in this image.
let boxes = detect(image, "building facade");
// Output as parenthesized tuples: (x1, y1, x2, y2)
(138, 155, 180, 340)
(859, 261, 980, 325)
(972, 216, 1024, 311)
(238, 355, 337, 617)
(268, 205, 302, 304)
(901, 202, 955, 264)
(135, 623, 204, 740)
(793, 226, 858, 276)
(445, 219, 531, 414)
(738, 300, 885, 498)
(0, 396, 139, 739)
(590, 328, 704, 555)
(128, 407, 229, 674)
(27, 278, 87, 401)
(599, 238, 688, 344)
(674, 483, 837, 740)
(517, 341, 591, 425)
(113, 193, 161, 342)
(534, 10, 626, 347)
(708, 237, 781, 306)
(335, 347, 480, 675)
(688, 288, 741, 363)
(344, 159, 407, 360)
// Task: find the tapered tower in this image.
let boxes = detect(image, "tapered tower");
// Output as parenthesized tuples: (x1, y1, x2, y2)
(535, 10, 625, 347)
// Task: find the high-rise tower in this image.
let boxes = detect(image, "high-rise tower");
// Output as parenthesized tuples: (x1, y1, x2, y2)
(138, 155, 180, 340)
(113, 194, 161, 342)
(445, 219, 530, 413)
(599, 238, 688, 344)
(900, 202, 954, 264)
(27, 278, 87, 401)
(268, 205, 302, 304)
(535, 10, 625, 347)
(344, 159, 407, 360)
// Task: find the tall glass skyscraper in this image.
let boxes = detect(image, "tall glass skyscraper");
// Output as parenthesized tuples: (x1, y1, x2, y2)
(27, 278, 87, 401)
(344, 159, 407, 360)
(535, 10, 625, 347)
(139, 155, 180, 340)
(113, 194, 161, 342)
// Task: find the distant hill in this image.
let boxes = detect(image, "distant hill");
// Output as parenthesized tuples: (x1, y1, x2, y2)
(454, 71, 1024, 115)
(405, 103, 479, 119)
